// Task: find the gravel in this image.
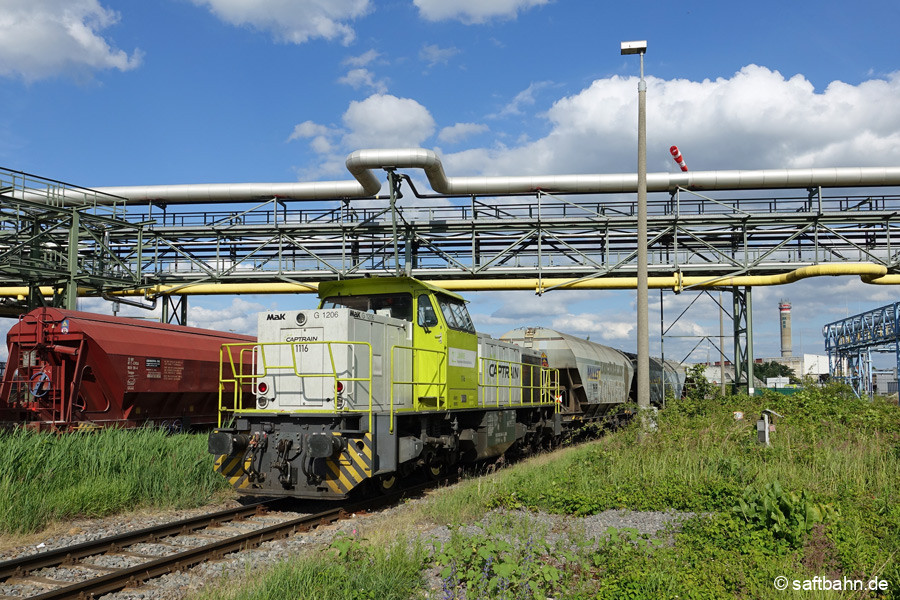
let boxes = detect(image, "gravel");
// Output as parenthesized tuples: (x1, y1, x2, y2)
(0, 499, 698, 600)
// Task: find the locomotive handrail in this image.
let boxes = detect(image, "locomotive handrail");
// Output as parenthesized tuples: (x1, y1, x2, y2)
(389, 344, 448, 433)
(477, 357, 560, 410)
(218, 341, 374, 432)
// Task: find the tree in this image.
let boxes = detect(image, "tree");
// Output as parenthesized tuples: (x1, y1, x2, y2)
(754, 361, 797, 384)
(684, 364, 716, 399)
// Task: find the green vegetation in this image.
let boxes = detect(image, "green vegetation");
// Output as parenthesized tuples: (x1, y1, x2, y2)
(442, 384, 900, 598)
(191, 383, 900, 599)
(754, 361, 799, 384)
(3, 383, 895, 598)
(0, 427, 228, 534)
(193, 534, 424, 600)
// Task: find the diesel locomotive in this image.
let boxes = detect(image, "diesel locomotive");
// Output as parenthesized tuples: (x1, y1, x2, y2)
(208, 276, 674, 499)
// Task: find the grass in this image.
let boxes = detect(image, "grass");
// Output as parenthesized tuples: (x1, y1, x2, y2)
(0, 427, 229, 534)
(2, 384, 895, 598)
(192, 383, 899, 599)
(191, 535, 425, 600)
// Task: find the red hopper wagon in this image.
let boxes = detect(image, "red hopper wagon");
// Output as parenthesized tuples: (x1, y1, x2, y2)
(0, 308, 255, 431)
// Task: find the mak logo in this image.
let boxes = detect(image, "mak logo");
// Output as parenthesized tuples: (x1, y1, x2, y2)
(266, 313, 286, 321)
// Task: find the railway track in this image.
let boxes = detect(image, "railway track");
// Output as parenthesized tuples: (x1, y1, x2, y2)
(0, 479, 445, 600)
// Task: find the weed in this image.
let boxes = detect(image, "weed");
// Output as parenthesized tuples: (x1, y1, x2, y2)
(732, 480, 839, 547)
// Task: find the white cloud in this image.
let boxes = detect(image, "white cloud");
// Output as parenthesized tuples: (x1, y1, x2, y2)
(552, 314, 634, 341)
(438, 122, 489, 144)
(293, 95, 435, 156)
(189, 298, 269, 335)
(288, 120, 334, 141)
(341, 94, 436, 149)
(493, 81, 553, 118)
(414, 0, 550, 24)
(343, 49, 381, 68)
(338, 68, 388, 94)
(444, 66, 900, 177)
(419, 44, 460, 68)
(0, 0, 142, 81)
(287, 120, 339, 154)
(289, 94, 435, 180)
(190, 0, 370, 45)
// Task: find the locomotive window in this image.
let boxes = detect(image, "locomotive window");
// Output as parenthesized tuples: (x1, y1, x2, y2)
(437, 295, 475, 332)
(417, 294, 439, 328)
(322, 293, 413, 321)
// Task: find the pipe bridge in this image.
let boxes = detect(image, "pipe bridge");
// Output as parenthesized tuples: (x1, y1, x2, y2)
(3, 149, 900, 301)
(4, 149, 900, 392)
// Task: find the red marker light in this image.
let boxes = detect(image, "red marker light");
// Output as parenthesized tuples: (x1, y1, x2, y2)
(336, 381, 344, 394)
(258, 382, 269, 394)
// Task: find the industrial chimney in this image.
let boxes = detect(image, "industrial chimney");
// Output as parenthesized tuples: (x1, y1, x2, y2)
(779, 300, 792, 357)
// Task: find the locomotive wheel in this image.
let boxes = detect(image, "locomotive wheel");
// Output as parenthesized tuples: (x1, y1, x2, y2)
(423, 449, 445, 479)
(375, 473, 397, 494)
(426, 459, 444, 479)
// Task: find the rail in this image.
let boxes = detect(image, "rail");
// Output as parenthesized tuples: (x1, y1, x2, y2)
(0, 477, 451, 599)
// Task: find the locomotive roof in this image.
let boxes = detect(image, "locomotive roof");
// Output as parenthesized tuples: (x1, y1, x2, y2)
(317, 276, 466, 302)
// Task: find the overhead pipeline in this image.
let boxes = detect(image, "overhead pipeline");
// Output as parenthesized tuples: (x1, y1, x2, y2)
(0, 263, 891, 299)
(89, 148, 900, 204)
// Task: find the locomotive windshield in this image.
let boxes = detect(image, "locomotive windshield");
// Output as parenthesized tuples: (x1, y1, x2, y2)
(321, 292, 413, 321)
(437, 295, 475, 332)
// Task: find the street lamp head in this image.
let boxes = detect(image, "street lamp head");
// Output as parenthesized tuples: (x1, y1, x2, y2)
(620, 40, 647, 55)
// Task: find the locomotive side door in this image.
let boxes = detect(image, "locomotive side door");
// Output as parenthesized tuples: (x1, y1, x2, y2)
(432, 293, 478, 410)
(414, 293, 447, 409)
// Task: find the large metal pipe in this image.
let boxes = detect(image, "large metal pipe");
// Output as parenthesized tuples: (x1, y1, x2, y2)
(89, 148, 900, 204)
(0, 263, 889, 298)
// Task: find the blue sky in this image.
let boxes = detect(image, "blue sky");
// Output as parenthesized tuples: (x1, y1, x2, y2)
(2, 0, 900, 367)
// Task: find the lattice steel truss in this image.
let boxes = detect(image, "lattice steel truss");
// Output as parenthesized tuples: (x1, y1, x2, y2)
(3, 168, 900, 301)
(823, 302, 900, 397)
(3, 166, 900, 393)
(0, 168, 145, 312)
(114, 185, 900, 289)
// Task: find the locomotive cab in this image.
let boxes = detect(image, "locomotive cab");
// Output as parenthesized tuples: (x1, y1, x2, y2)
(209, 276, 557, 499)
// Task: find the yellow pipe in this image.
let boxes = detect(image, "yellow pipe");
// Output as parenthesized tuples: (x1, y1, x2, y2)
(433, 263, 890, 293)
(861, 273, 900, 285)
(0, 263, 892, 298)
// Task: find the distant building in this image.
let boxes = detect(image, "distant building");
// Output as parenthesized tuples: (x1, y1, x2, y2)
(696, 362, 765, 390)
(873, 369, 898, 397)
(761, 354, 829, 379)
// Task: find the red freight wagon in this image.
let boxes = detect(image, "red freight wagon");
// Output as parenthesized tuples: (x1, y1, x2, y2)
(0, 308, 256, 431)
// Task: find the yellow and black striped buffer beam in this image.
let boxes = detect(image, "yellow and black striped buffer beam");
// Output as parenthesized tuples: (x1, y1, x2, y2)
(323, 432, 374, 495)
(214, 453, 252, 489)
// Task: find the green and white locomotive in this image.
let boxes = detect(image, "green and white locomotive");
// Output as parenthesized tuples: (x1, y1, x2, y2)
(208, 277, 561, 498)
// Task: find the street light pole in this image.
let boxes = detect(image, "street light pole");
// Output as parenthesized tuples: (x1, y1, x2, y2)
(621, 40, 650, 414)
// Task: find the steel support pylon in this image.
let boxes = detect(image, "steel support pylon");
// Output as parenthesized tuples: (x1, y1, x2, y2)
(732, 286, 755, 394)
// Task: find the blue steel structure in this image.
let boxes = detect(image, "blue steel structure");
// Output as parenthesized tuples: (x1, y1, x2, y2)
(823, 302, 900, 397)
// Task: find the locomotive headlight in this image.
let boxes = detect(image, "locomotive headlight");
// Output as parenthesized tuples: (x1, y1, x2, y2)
(257, 396, 269, 409)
